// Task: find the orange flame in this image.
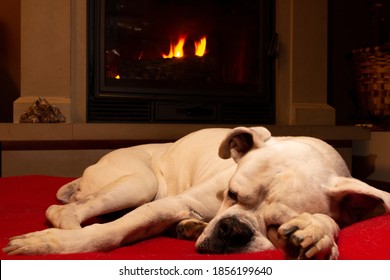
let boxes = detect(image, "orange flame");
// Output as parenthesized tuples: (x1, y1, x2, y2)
(162, 35, 187, 58)
(162, 35, 207, 58)
(194, 36, 207, 57)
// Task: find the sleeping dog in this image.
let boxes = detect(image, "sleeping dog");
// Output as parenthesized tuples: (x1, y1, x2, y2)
(3, 127, 390, 259)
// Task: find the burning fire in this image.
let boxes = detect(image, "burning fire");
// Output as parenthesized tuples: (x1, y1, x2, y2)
(162, 35, 187, 58)
(162, 35, 207, 58)
(194, 36, 207, 57)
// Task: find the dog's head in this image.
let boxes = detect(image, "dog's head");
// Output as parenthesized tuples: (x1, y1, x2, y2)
(195, 127, 390, 254)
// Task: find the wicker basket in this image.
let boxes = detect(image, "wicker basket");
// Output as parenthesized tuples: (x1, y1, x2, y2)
(350, 45, 390, 118)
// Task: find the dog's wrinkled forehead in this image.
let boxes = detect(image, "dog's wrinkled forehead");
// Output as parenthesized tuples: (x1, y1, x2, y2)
(231, 148, 275, 184)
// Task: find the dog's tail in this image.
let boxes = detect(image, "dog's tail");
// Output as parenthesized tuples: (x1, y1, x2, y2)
(56, 178, 81, 203)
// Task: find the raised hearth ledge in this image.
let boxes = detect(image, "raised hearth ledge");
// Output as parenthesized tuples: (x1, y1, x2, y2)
(0, 123, 370, 142)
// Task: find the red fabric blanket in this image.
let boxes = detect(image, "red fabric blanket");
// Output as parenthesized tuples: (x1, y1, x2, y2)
(1, 175, 389, 260)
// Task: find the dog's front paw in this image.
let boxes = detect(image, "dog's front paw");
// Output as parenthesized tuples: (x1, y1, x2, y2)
(2, 229, 65, 255)
(277, 213, 340, 260)
(176, 219, 208, 241)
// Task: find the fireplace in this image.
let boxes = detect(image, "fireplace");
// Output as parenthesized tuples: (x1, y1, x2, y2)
(87, 0, 275, 123)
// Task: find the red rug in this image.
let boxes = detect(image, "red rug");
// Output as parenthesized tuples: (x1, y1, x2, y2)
(1, 175, 389, 260)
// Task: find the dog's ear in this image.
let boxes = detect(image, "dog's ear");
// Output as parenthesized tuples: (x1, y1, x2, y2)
(218, 126, 271, 162)
(327, 177, 390, 226)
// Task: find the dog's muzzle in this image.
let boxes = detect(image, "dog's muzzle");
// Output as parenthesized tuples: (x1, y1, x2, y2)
(197, 216, 254, 254)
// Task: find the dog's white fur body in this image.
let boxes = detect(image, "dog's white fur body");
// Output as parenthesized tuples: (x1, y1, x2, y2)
(3, 127, 390, 259)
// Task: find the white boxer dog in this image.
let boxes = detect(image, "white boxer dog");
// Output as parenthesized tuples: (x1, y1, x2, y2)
(3, 127, 390, 259)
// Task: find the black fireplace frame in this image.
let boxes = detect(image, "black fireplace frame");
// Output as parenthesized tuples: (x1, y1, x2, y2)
(87, 0, 276, 123)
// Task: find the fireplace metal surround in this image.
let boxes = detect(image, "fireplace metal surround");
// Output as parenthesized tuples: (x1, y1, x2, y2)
(87, 0, 275, 123)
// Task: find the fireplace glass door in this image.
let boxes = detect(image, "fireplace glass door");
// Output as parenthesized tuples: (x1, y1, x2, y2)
(88, 0, 275, 123)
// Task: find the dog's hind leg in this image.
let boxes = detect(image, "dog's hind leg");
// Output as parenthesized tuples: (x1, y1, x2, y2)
(46, 171, 159, 229)
(4, 194, 214, 255)
(4, 171, 227, 255)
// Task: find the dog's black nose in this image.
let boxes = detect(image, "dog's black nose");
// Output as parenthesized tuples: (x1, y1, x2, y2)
(217, 216, 254, 249)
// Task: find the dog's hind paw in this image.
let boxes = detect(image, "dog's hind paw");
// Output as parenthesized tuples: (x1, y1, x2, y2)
(46, 204, 82, 229)
(277, 213, 340, 260)
(176, 219, 208, 241)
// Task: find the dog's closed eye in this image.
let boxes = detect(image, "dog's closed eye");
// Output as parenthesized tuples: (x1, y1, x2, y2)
(227, 189, 238, 202)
